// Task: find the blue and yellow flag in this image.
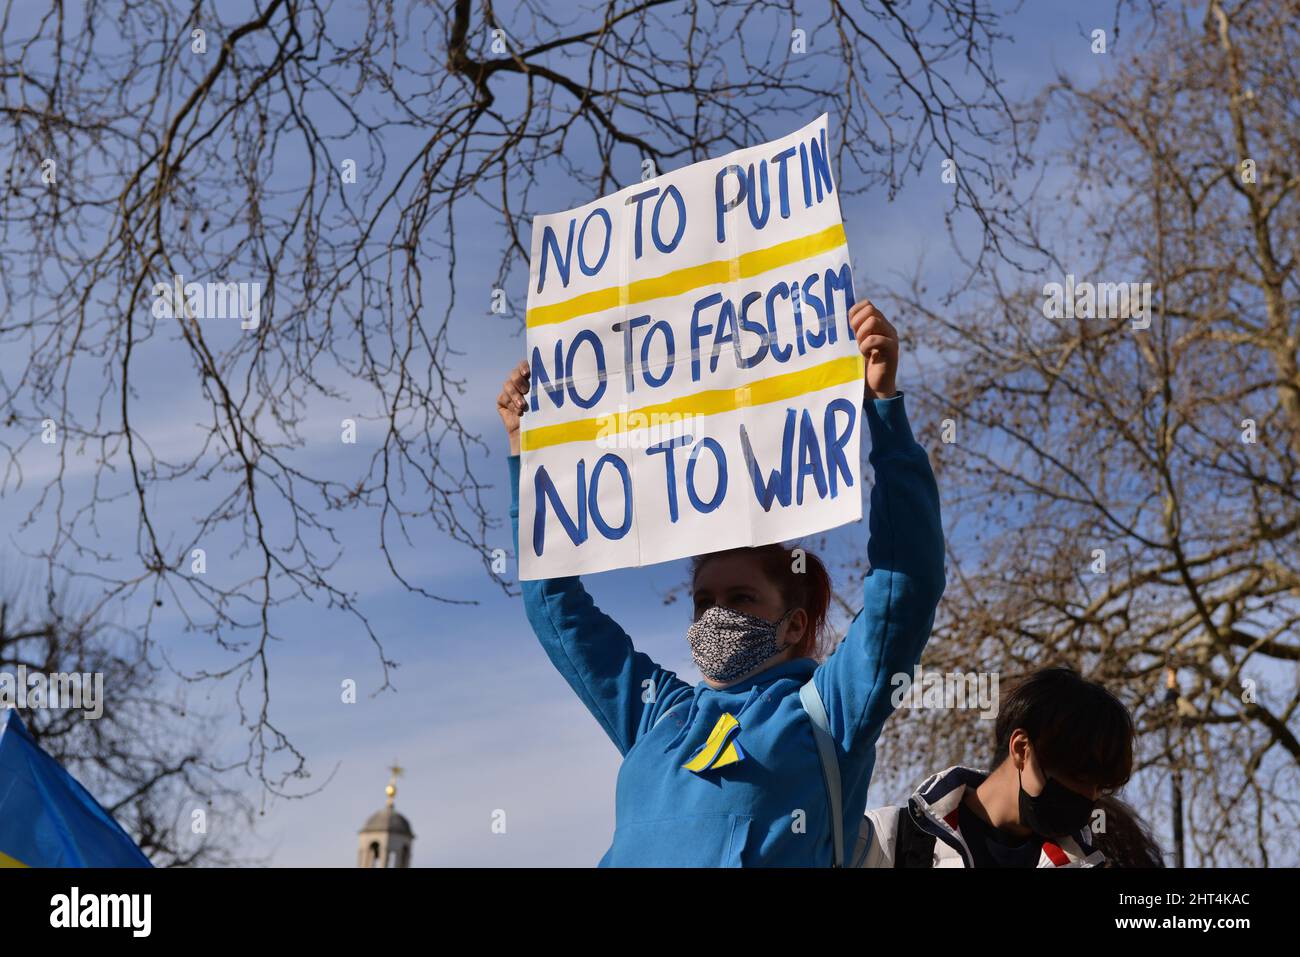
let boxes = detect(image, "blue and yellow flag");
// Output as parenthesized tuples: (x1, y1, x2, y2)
(0, 709, 151, 867)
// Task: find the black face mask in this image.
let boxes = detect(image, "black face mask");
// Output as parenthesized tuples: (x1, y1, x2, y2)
(1017, 764, 1096, 839)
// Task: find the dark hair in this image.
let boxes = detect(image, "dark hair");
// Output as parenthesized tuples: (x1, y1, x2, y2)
(1091, 794, 1165, 867)
(689, 543, 833, 659)
(991, 666, 1134, 790)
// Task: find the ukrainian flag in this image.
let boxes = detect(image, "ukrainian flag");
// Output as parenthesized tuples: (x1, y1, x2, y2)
(0, 709, 152, 867)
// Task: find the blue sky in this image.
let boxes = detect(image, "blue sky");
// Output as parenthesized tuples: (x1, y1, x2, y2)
(237, 0, 1118, 867)
(0, 1, 1173, 866)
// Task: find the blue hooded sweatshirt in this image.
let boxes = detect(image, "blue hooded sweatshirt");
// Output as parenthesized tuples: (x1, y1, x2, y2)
(508, 391, 944, 866)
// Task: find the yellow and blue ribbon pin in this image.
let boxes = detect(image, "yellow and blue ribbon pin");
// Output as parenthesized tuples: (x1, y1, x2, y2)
(682, 712, 746, 773)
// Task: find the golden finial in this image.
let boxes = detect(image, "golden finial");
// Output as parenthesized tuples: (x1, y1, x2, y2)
(385, 761, 404, 808)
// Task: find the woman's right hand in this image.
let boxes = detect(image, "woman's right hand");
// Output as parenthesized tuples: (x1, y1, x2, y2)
(497, 360, 531, 456)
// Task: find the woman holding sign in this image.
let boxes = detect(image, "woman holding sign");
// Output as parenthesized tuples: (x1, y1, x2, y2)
(497, 299, 944, 866)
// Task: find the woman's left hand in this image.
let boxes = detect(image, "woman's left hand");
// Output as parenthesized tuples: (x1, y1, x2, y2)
(848, 299, 899, 401)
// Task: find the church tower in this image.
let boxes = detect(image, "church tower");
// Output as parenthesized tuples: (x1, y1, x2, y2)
(357, 763, 414, 867)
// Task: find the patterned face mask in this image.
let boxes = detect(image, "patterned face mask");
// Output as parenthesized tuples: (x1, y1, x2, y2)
(686, 604, 793, 684)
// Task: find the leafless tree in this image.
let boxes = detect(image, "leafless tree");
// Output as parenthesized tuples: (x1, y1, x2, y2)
(0, 0, 1028, 788)
(864, 0, 1299, 866)
(1, 571, 258, 865)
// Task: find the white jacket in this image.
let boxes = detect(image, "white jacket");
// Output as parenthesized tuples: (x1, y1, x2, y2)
(856, 765, 1106, 868)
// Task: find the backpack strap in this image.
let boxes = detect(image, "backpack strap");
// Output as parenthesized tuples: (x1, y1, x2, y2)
(798, 678, 844, 868)
(851, 813, 875, 868)
(893, 806, 937, 868)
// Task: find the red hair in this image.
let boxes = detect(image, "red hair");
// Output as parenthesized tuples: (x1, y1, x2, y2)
(690, 543, 835, 659)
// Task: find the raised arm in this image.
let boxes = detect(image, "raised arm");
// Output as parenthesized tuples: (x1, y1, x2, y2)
(499, 362, 692, 756)
(812, 302, 945, 768)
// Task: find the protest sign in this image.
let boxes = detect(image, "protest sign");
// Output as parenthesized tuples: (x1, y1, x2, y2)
(519, 114, 863, 580)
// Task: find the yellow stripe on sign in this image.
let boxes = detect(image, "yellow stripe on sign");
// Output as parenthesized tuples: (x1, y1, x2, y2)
(520, 352, 864, 451)
(526, 222, 848, 328)
(0, 850, 29, 868)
